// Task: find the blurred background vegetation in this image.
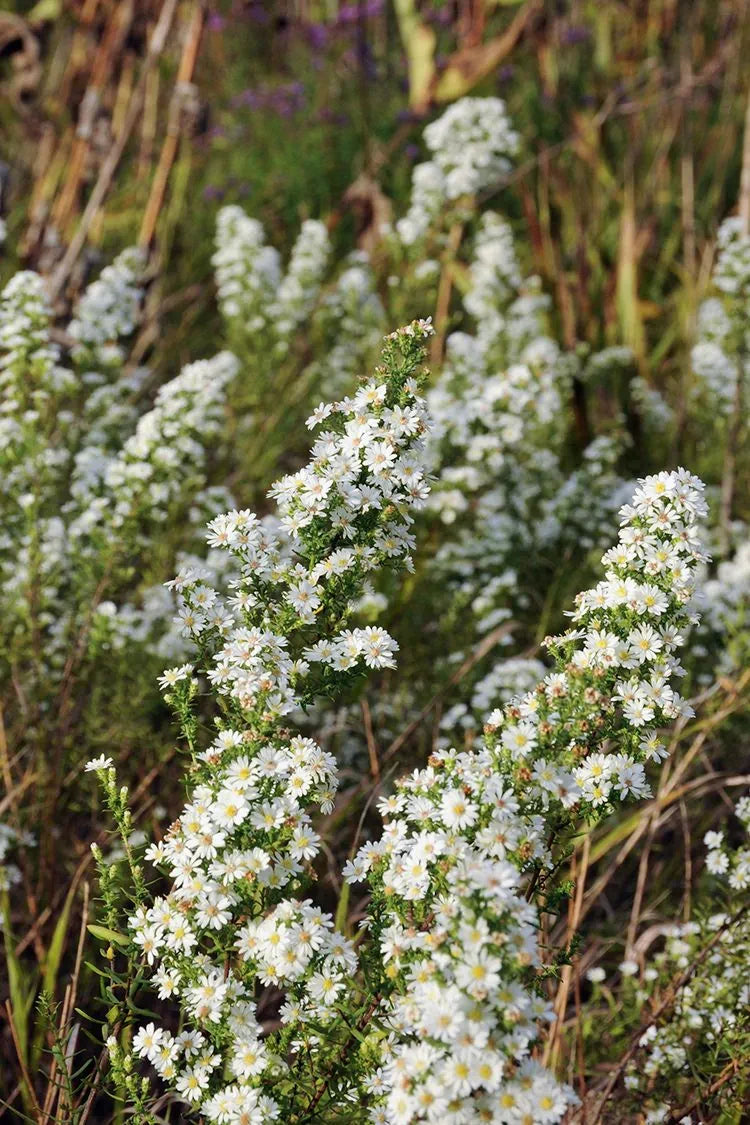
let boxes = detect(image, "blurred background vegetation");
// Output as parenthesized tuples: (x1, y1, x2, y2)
(1, 0, 748, 391)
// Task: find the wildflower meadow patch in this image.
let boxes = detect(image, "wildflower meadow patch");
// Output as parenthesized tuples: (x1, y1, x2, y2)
(1, 10, 750, 1123)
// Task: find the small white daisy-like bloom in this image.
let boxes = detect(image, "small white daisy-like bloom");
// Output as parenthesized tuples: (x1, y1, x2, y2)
(439, 788, 478, 830)
(84, 755, 113, 772)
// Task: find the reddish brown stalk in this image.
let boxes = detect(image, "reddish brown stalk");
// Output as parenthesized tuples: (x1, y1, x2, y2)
(543, 835, 590, 1069)
(4, 999, 43, 1120)
(361, 698, 380, 783)
(430, 221, 464, 367)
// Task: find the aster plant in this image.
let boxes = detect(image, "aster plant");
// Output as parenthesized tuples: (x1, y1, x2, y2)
(91, 320, 435, 1121)
(91, 314, 709, 1123)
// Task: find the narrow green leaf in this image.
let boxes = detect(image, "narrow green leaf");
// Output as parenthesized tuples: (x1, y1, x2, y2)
(1, 889, 36, 1106)
(334, 881, 350, 936)
(87, 924, 129, 947)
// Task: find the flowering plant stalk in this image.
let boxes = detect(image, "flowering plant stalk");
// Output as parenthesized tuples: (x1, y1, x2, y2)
(342, 469, 708, 1124)
(92, 330, 709, 1123)
(91, 321, 434, 1122)
(0, 224, 387, 1109)
(212, 206, 385, 492)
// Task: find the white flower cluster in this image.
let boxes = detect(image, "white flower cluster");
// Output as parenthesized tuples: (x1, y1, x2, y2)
(0, 271, 72, 506)
(692, 537, 750, 678)
(70, 351, 239, 534)
(568, 471, 706, 724)
(420, 217, 635, 631)
(212, 206, 283, 327)
(703, 538, 750, 624)
(462, 213, 524, 332)
(0, 248, 244, 731)
(274, 218, 330, 341)
(630, 375, 674, 431)
(0, 193, 405, 805)
(284, 209, 578, 770)
(67, 247, 144, 366)
(210, 205, 389, 478)
(439, 656, 547, 744)
(381, 213, 632, 750)
(691, 337, 736, 409)
(617, 795, 750, 1120)
(100, 322, 435, 1120)
(397, 99, 519, 245)
(213, 205, 330, 359)
(0, 270, 60, 388)
(703, 799, 750, 889)
(691, 216, 750, 410)
(167, 334, 432, 722)
(128, 894, 359, 1114)
(353, 786, 574, 1125)
(423, 209, 563, 527)
(712, 214, 750, 294)
(346, 469, 707, 1125)
(311, 252, 385, 397)
(429, 343, 626, 654)
(0, 823, 31, 893)
(427, 337, 563, 524)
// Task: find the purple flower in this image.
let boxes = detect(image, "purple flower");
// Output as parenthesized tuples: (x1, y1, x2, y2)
(337, 0, 383, 24)
(318, 107, 349, 126)
(306, 24, 328, 50)
(247, 2, 270, 24)
(562, 24, 591, 45)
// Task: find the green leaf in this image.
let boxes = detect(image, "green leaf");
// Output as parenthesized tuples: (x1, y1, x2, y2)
(2, 890, 36, 1109)
(83, 960, 116, 980)
(87, 924, 129, 948)
(27, 0, 62, 21)
(43, 881, 78, 999)
(334, 881, 350, 936)
(392, 0, 436, 110)
(31, 881, 80, 1067)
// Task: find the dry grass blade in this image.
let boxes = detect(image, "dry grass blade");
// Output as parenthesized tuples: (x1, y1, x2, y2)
(48, 0, 180, 302)
(430, 221, 464, 366)
(430, 0, 541, 107)
(50, 1, 135, 234)
(4, 998, 42, 1119)
(543, 835, 590, 1071)
(138, 0, 204, 249)
(360, 698, 380, 783)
